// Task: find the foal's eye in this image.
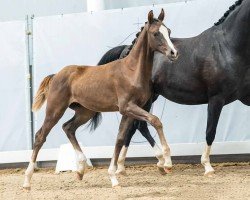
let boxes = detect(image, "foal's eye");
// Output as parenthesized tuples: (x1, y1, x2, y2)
(154, 32, 160, 37)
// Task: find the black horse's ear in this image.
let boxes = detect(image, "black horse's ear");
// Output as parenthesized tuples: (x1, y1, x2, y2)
(158, 8, 165, 21)
(148, 10, 154, 24)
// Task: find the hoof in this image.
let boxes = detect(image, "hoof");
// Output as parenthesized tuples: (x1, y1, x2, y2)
(115, 170, 127, 176)
(76, 172, 84, 180)
(22, 185, 31, 191)
(112, 184, 121, 189)
(204, 170, 215, 177)
(164, 167, 172, 174)
(158, 167, 167, 175)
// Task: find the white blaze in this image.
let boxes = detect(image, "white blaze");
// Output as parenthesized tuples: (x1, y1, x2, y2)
(159, 25, 177, 57)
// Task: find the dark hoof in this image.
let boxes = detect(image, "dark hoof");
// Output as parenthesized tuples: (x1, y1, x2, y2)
(23, 186, 31, 191)
(158, 167, 167, 175)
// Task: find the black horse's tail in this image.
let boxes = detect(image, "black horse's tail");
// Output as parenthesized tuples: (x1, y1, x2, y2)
(88, 45, 127, 131)
(87, 112, 103, 131)
(97, 45, 127, 65)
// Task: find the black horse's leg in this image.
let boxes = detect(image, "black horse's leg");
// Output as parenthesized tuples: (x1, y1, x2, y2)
(201, 96, 224, 176)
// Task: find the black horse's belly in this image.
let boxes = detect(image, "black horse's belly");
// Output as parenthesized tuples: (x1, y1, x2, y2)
(159, 84, 208, 105)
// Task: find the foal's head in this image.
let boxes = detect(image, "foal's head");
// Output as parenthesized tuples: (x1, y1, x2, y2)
(146, 9, 178, 61)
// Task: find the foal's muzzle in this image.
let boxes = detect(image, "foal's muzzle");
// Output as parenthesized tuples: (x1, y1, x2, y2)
(170, 50, 178, 61)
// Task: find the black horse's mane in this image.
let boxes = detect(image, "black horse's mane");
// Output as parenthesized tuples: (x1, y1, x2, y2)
(122, 1, 244, 58)
(121, 25, 144, 58)
(214, 0, 244, 26)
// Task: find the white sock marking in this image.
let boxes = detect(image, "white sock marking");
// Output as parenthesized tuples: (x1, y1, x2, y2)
(108, 158, 119, 187)
(162, 145, 172, 168)
(116, 146, 127, 173)
(23, 161, 35, 188)
(153, 144, 166, 168)
(75, 150, 87, 174)
(201, 145, 215, 175)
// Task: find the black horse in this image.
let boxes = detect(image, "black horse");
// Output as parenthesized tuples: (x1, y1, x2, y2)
(97, 0, 250, 176)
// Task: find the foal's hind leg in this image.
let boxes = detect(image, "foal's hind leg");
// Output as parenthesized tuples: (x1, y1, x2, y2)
(62, 106, 96, 180)
(23, 101, 68, 189)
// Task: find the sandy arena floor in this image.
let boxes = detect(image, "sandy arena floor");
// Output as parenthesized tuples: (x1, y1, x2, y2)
(0, 162, 249, 200)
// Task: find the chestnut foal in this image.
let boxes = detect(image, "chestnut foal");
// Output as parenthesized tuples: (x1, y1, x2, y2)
(23, 9, 178, 189)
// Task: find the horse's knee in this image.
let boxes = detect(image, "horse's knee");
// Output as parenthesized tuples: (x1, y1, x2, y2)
(150, 116, 162, 129)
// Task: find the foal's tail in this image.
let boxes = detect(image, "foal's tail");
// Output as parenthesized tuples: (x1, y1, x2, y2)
(32, 74, 55, 112)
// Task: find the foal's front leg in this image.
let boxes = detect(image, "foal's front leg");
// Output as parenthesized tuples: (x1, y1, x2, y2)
(116, 120, 166, 175)
(121, 103, 172, 171)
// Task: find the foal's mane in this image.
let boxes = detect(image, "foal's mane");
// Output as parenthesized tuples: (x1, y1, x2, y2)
(214, 0, 244, 26)
(121, 27, 143, 58)
(121, 19, 160, 58)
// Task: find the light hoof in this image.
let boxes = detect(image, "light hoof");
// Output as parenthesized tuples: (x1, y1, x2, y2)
(22, 185, 31, 191)
(76, 172, 84, 180)
(164, 167, 172, 174)
(204, 169, 215, 177)
(112, 184, 121, 189)
(115, 169, 127, 176)
(157, 167, 167, 175)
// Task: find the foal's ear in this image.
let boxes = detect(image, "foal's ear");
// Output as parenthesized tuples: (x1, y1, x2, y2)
(158, 8, 165, 21)
(148, 10, 154, 24)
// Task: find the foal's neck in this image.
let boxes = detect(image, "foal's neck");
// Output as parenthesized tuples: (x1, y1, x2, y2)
(127, 27, 154, 83)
